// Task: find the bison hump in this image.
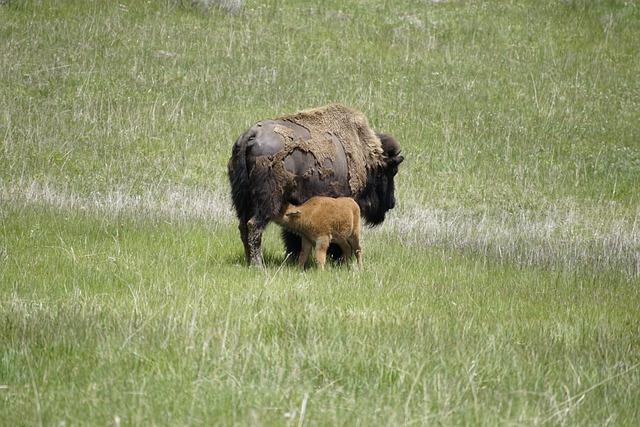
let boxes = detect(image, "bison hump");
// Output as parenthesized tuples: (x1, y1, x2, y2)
(276, 103, 384, 193)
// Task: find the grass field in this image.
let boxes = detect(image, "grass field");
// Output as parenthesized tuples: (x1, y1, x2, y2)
(1, 0, 639, 425)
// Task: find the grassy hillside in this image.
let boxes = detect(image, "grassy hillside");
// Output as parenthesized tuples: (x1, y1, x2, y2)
(1, 0, 639, 425)
(2, 0, 638, 207)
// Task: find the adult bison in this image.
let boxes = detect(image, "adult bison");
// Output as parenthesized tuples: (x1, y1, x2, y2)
(227, 103, 404, 266)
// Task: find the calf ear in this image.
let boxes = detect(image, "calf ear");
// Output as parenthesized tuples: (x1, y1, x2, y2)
(286, 210, 302, 218)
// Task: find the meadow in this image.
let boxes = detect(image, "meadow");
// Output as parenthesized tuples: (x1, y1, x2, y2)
(1, 0, 639, 425)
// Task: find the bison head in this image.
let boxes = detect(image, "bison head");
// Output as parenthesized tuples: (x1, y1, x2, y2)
(358, 133, 404, 225)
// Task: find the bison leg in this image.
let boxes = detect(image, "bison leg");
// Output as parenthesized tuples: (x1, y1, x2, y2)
(238, 220, 250, 264)
(282, 229, 302, 263)
(326, 243, 343, 261)
(335, 239, 352, 263)
(246, 216, 268, 266)
(314, 236, 331, 270)
(298, 238, 313, 268)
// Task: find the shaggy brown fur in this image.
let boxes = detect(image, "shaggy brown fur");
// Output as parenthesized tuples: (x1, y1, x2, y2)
(275, 104, 384, 194)
(274, 196, 363, 269)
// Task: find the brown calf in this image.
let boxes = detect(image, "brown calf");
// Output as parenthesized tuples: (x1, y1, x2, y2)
(274, 196, 362, 269)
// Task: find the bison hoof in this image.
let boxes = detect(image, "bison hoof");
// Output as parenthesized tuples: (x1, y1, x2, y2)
(249, 254, 264, 267)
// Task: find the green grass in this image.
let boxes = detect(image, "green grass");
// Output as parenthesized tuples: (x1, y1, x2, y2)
(2, 205, 639, 425)
(2, 0, 638, 208)
(1, 0, 639, 424)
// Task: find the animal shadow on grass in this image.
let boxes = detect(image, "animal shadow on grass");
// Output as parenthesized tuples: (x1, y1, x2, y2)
(222, 247, 350, 270)
(223, 252, 289, 268)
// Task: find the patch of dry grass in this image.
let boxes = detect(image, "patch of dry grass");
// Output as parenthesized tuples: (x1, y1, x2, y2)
(1, 179, 233, 222)
(4, 179, 638, 277)
(384, 200, 640, 277)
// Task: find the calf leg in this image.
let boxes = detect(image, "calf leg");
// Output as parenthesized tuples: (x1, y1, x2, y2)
(352, 213, 363, 268)
(348, 234, 363, 268)
(285, 230, 342, 263)
(314, 235, 331, 270)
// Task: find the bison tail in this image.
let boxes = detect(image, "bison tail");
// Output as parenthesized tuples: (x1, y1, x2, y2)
(227, 130, 254, 221)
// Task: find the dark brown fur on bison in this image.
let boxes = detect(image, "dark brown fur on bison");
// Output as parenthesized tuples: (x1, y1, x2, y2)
(228, 103, 403, 266)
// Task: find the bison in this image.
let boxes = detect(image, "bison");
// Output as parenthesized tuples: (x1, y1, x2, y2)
(227, 103, 403, 266)
(274, 196, 363, 269)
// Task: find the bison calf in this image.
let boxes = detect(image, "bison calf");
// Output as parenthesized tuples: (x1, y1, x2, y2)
(274, 196, 363, 269)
